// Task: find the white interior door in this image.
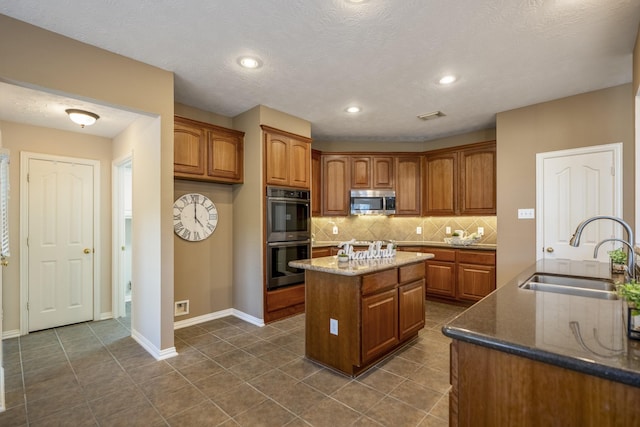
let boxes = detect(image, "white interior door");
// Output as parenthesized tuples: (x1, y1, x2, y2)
(28, 158, 94, 331)
(537, 144, 622, 262)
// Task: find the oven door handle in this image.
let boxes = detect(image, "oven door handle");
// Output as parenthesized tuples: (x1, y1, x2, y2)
(267, 240, 311, 247)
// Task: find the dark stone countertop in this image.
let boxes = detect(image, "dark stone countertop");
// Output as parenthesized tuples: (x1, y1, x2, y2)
(442, 259, 640, 388)
(312, 240, 497, 251)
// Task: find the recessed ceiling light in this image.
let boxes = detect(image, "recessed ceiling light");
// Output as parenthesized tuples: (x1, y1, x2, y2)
(345, 106, 361, 113)
(438, 75, 457, 85)
(237, 56, 263, 69)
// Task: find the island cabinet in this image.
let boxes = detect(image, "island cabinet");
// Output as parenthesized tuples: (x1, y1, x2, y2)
(304, 260, 426, 376)
(423, 141, 496, 216)
(174, 116, 245, 184)
(263, 125, 312, 189)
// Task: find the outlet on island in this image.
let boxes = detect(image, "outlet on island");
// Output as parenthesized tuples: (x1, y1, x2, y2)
(330, 318, 338, 335)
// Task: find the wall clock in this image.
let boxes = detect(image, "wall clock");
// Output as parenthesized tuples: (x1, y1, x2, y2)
(173, 193, 218, 241)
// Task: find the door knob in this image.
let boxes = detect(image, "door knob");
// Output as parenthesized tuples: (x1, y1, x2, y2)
(546, 247, 554, 253)
(84, 248, 92, 254)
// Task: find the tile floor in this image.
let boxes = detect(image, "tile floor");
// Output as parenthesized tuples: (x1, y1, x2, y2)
(0, 301, 466, 426)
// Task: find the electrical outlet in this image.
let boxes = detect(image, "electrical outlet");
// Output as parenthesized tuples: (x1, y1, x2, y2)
(518, 208, 535, 219)
(446, 226, 451, 234)
(330, 318, 338, 335)
(416, 226, 422, 235)
(477, 227, 484, 236)
(332, 225, 338, 235)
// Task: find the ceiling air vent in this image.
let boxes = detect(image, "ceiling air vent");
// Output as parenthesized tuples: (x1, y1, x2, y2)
(417, 111, 446, 121)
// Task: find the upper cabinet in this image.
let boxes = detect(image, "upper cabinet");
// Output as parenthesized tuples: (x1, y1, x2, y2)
(174, 116, 244, 184)
(322, 155, 350, 216)
(263, 125, 312, 189)
(423, 141, 496, 216)
(350, 156, 394, 189)
(395, 156, 421, 216)
(311, 150, 322, 217)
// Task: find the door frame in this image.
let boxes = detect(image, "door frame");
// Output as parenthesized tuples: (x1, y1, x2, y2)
(535, 143, 623, 261)
(112, 154, 132, 320)
(19, 151, 101, 335)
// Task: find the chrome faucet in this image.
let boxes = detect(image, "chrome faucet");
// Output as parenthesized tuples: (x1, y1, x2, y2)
(593, 238, 635, 282)
(570, 215, 636, 280)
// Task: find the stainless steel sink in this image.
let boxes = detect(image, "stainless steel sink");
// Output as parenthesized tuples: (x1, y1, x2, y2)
(519, 273, 618, 300)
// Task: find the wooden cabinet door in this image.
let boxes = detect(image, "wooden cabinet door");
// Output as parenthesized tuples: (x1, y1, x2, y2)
(398, 279, 425, 341)
(174, 120, 206, 176)
(361, 288, 399, 363)
(424, 151, 457, 216)
(457, 263, 496, 301)
(311, 150, 322, 216)
(459, 143, 496, 215)
(322, 155, 350, 216)
(351, 156, 371, 189)
(426, 261, 456, 298)
(395, 156, 421, 216)
(264, 132, 290, 187)
(289, 138, 310, 188)
(372, 156, 394, 189)
(207, 130, 243, 183)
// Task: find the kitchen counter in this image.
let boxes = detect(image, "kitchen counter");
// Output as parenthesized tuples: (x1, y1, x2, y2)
(292, 252, 428, 376)
(289, 251, 434, 276)
(312, 240, 497, 251)
(443, 258, 640, 387)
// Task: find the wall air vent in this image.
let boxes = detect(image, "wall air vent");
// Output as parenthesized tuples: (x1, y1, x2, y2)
(417, 111, 446, 121)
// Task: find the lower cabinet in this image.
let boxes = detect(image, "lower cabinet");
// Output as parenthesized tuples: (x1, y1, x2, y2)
(361, 288, 399, 363)
(398, 279, 426, 340)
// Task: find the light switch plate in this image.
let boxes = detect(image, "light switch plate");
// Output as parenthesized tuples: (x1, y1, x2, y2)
(518, 208, 535, 219)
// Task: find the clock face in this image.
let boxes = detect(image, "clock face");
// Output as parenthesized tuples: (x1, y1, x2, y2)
(173, 193, 218, 241)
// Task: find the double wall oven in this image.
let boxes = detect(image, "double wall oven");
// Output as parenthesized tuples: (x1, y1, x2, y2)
(266, 186, 310, 291)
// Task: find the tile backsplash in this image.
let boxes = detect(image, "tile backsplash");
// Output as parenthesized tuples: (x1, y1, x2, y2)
(312, 216, 497, 244)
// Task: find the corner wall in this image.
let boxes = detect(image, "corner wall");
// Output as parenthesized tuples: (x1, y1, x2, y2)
(496, 84, 634, 287)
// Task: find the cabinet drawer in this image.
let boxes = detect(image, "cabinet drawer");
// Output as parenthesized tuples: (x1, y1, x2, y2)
(399, 262, 425, 284)
(457, 250, 495, 265)
(424, 247, 456, 262)
(362, 268, 398, 296)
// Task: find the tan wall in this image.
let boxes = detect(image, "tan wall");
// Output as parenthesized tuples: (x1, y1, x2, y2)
(496, 84, 634, 287)
(634, 22, 640, 96)
(0, 15, 175, 351)
(312, 128, 496, 152)
(175, 103, 233, 129)
(0, 121, 113, 331)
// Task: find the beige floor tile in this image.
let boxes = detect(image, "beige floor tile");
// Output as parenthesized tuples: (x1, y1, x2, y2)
(211, 383, 268, 417)
(364, 396, 427, 426)
(270, 381, 326, 415)
(302, 368, 351, 395)
(233, 399, 296, 427)
(166, 401, 231, 426)
(147, 383, 206, 418)
(301, 397, 361, 427)
(389, 379, 444, 412)
(330, 381, 385, 413)
(194, 370, 244, 398)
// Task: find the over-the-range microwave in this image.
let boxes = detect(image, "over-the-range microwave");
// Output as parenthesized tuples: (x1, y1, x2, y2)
(350, 189, 396, 215)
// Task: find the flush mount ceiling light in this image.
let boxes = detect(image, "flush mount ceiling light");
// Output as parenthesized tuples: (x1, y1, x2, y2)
(65, 109, 100, 128)
(417, 111, 446, 121)
(346, 0, 369, 3)
(345, 106, 362, 113)
(438, 75, 457, 85)
(237, 56, 263, 69)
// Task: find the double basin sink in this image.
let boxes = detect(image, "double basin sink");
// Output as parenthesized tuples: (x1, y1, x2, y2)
(519, 273, 618, 300)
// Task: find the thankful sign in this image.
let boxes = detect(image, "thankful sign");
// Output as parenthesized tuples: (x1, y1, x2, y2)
(337, 239, 396, 260)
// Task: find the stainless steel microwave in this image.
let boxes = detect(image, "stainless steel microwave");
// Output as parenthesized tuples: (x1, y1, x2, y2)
(350, 189, 396, 215)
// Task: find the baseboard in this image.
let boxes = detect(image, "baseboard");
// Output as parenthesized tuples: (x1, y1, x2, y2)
(174, 308, 265, 330)
(2, 330, 20, 340)
(98, 311, 113, 321)
(131, 328, 178, 361)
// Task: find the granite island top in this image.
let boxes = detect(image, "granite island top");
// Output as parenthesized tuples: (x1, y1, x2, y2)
(312, 240, 497, 251)
(289, 251, 433, 276)
(442, 259, 640, 388)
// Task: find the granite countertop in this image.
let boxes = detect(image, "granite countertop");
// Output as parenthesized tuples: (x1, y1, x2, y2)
(442, 259, 640, 388)
(289, 251, 433, 276)
(312, 240, 497, 251)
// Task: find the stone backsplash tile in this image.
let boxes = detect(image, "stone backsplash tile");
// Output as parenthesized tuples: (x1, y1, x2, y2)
(312, 216, 497, 244)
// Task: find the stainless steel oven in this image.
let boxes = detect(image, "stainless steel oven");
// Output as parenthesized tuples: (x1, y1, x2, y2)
(266, 187, 310, 242)
(266, 240, 310, 290)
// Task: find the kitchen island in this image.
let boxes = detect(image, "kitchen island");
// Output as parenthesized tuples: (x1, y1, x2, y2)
(443, 259, 640, 426)
(290, 251, 433, 376)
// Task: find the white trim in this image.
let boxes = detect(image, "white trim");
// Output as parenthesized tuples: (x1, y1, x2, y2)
(0, 367, 4, 413)
(174, 308, 265, 330)
(636, 95, 640, 247)
(20, 152, 101, 335)
(2, 330, 21, 340)
(112, 154, 132, 320)
(536, 143, 623, 260)
(99, 311, 113, 321)
(131, 328, 178, 360)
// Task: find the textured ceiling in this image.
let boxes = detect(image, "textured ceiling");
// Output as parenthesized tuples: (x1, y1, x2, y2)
(0, 0, 639, 142)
